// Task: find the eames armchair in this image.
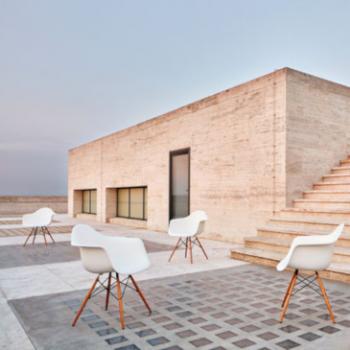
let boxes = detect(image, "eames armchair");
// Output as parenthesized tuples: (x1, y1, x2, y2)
(22, 208, 55, 247)
(168, 210, 208, 264)
(71, 224, 151, 329)
(277, 224, 344, 323)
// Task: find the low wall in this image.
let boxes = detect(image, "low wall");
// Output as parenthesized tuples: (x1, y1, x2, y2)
(0, 196, 67, 215)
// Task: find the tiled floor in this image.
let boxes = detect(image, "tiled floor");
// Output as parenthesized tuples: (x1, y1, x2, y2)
(0, 225, 73, 237)
(0, 240, 174, 268)
(9, 265, 350, 350)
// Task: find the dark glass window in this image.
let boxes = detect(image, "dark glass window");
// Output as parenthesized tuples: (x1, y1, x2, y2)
(82, 189, 97, 214)
(117, 187, 147, 220)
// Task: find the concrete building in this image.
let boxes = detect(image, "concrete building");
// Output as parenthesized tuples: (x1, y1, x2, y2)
(68, 67, 350, 246)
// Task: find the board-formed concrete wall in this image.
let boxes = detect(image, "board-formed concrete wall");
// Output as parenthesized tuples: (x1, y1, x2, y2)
(69, 69, 287, 243)
(0, 196, 67, 215)
(286, 70, 350, 204)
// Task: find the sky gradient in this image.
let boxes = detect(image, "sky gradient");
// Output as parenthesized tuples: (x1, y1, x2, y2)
(1, 0, 350, 195)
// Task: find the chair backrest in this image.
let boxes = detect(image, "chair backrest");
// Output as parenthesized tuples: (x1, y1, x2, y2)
(71, 224, 150, 275)
(22, 207, 55, 227)
(189, 210, 208, 235)
(288, 224, 344, 271)
(169, 210, 208, 236)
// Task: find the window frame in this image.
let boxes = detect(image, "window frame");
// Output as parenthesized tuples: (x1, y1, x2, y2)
(116, 186, 147, 220)
(81, 189, 97, 215)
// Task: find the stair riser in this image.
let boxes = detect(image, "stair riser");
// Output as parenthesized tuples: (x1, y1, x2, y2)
(331, 168, 350, 175)
(323, 176, 350, 183)
(258, 229, 350, 247)
(314, 184, 350, 190)
(340, 160, 350, 166)
(294, 201, 350, 210)
(230, 251, 350, 283)
(245, 240, 350, 264)
(304, 192, 350, 200)
(275, 210, 350, 221)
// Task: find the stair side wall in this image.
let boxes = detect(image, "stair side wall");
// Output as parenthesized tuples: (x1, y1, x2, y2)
(286, 70, 350, 205)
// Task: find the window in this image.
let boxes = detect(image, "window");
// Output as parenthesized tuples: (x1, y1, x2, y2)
(82, 189, 97, 214)
(117, 187, 147, 220)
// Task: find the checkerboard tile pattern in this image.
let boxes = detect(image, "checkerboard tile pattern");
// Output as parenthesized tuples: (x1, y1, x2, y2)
(11, 265, 350, 349)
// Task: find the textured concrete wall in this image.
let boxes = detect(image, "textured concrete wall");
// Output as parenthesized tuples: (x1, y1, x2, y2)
(286, 70, 350, 204)
(0, 196, 67, 215)
(68, 69, 287, 243)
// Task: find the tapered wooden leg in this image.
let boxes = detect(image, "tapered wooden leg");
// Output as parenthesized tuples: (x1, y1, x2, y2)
(189, 237, 193, 264)
(44, 226, 55, 243)
(130, 275, 152, 315)
(41, 227, 48, 247)
(23, 228, 34, 247)
(32, 227, 38, 244)
(105, 272, 112, 310)
(116, 273, 125, 329)
(168, 238, 181, 262)
(72, 275, 99, 327)
(196, 237, 208, 260)
(280, 270, 298, 323)
(281, 271, 296, 308)
(185, 237, 188, 258)
(316, 272, 336, 323)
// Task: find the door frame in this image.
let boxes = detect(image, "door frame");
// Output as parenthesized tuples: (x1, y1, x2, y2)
(169, 147, 191, 221)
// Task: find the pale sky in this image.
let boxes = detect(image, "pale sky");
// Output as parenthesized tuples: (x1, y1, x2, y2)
(1, 0, 350, 195)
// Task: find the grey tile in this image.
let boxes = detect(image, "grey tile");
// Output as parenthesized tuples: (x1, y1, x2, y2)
(147, 336, 170, 346)
(176, 329, 196, 338)
(216, 330, 237, 340)
(319, 325, 340, 334)
(275, 339, 300, 349)
(190, 337, 213, 347)
(299, 332, 321, 341)
(105, 335, 128, 345)
(257, 331, 278, 340)
(280, 325, 300, 333)
(232, 338, 256, 348)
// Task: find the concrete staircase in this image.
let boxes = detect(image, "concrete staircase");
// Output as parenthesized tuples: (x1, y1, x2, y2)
(231, 156, 350, 283)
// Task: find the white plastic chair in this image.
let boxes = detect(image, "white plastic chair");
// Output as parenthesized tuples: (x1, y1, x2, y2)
(71, 224, 151, 329)
(22, 208, 55, 247)
(168, 210, 208, 264)
(277, 223, 344, 323)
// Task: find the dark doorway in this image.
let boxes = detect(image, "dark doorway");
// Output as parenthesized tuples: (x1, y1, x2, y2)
(169, 148, 190, 219)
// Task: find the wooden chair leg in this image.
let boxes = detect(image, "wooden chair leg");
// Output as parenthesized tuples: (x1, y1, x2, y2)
(44, 226, 55, 243)
(189, 237, 193, 264)
(23, 228, 34, 247)
(196, 237, 208, 260)
(280, 270, 298, 323)
(130, 275, 152, 315)
(116, 273, 125, 329)
(105, 272, 112, 310)
(72, 275, 99, 327)
(32, 227, 38, 244)
(185, 237, 188, 258)
(168, 238, 181, 262)
(41, 227, 48, 247)
(316, 272, 336, 323)
(281, 271, 296, 307)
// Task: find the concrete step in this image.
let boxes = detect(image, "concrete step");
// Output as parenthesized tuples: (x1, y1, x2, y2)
(230, 246, 350, 283)
(268, 217, 350, 236)
(245, 235, 350, 263)
(323, 174, 350, 183)
(331, 166, 350, 175)
(257, 226, 350, 247)
(274, 208, 350, 221)
(294, 199, 350, 210)
(314, 182, 350, 190)
(303, 190, 350, 200)
(340, 159, 350, 166)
